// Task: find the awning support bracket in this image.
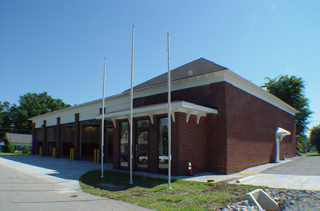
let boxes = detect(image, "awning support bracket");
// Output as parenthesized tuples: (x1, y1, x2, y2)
(148, 113, 154, 124)
(125, 115, 131, 125)
(171, 110, 175, 122)
(186, 110, 194, 123)
(196, 112, 206, 124)
(110, 118, 117, 128)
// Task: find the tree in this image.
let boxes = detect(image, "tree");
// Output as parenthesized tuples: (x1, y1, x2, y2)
(296, 134, 308, 153)
(1, 92, 71, 134)
(262, 75, 313, 135)
(6, 141, 15, 153)
(0, 101, 18, 137)
(21, 145, 30, 154)
(12, 92, 71, 131)
(310, 125, 320, 154)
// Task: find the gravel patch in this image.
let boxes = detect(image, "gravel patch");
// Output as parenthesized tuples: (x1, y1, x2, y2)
(263, 156, 320, 176)
(221, 156, 320, 210)
(266, 188, 320, 211)
(221, 188, 320, 211)
(220, 200, 260, 210)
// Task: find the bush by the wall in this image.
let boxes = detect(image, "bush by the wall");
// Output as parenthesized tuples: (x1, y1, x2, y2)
(7, 141, 15, 153)
(296, 135, 308, 153)
(22, 145, 30, 154)
(310, 125, 320, 154)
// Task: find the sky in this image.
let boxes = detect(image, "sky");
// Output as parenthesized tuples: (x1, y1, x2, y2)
(0, 0, 319, 135)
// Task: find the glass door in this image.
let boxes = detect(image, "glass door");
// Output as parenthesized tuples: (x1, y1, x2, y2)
(158, 118, 169, 173)
(135, 120, 149, 171)
(119, 122, 129, 169)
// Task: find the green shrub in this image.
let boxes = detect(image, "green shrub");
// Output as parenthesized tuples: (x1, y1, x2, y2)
(22, 145, 30, 154)
(296, 134, 308, 153)
(310, 125, 320, 154)
(7, 141, 15, 153)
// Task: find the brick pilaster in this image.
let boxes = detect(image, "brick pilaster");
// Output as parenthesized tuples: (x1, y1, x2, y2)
(32, 123, 37, 155)
(43, 120, 48, 156)
(74, 113, 80, 160)
(56, 117, 62, 158)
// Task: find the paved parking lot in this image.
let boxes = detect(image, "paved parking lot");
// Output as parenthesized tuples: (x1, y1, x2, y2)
(263, 155, 320, 175)
(235, 156, 320, 190)
(182, 156, 320, 191)
(0, 155, 152, 211)
(1, 154, 319, 211)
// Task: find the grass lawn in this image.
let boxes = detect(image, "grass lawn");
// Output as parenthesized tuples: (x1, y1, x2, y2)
(0, 151, 25, 155)
(300, 152, 319, 156)
(80, 170, 264, 210)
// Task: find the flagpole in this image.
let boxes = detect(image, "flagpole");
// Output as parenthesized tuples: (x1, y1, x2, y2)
(101, 57, 106, 178)
(129, 25, 135, 184)
(167, 32, 172, 189)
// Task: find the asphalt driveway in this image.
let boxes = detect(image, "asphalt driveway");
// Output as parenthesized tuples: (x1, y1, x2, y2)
(0, 155, 152, 211)
(262, 155, 320, 175)
(1, 154, 319, 210)
(235, 155, 320, 190)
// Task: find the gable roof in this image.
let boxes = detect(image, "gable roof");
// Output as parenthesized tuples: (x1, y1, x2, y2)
(4, 132, 32, 144)
(125, 58, 227, 91)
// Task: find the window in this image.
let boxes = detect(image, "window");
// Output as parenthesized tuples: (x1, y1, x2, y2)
(158, 118, 168, 170)
(120, 121, 129, 168)
(137, 119, 149, 128)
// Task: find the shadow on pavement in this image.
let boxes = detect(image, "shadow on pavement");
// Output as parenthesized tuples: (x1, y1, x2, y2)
(0, 155, 109, 181)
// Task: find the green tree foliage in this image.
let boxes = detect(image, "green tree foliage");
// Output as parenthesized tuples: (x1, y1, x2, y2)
(0, 101, 18, 136)
(296, 134, 308, 153)
(0, 92, 71, 133)
(21, 145, 30, 154)
(6, 141, 15, 153)
(262, 75, 313, 135)
(310, 125, 320, 154)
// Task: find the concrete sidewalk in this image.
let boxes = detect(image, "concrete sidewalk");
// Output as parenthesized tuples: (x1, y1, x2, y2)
(0, 155, 111, 190)
(182, 159, 293, 183)
(182, 157, 320, 191)
(236, 173, 320, 191)
(0, 156, 152, 211)
(2, 155, 320, 192)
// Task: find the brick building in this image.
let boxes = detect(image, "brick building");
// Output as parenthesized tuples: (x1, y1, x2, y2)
(29, 58, 298, 175)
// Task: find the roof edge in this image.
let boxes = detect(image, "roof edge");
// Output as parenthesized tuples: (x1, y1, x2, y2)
(223, 69, 299, 115)
(28, 92, 129, 121)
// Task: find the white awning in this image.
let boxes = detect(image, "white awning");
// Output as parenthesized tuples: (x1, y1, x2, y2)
(276, 127, 291, 139)
(96, 101, 218, 127)
(275, 127, 291, 162)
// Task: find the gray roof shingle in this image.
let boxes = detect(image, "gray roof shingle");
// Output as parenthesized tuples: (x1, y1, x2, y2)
(5, 133, 32, 144)
(125, 58, 227, 92)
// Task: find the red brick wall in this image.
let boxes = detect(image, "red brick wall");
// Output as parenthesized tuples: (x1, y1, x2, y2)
(32, 123, 37, 155)
(56, 117, 62, 158)
(172, 112, 208, 175)
(205, 83, 228, 175)
(74, 113, 80, 160)
(112, 113, 209, 176)
(117, 82, 229, 175)
(133, 85, 219, 109)
(112, 81, 296, 175)
(148, 114, 163, 174)
(224, 83, 296, 174)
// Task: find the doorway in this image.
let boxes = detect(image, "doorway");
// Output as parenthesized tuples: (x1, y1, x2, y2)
(135, 119, 149, 171)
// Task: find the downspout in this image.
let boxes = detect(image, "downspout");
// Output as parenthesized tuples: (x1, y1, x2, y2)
(275, 127, 291, 162)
